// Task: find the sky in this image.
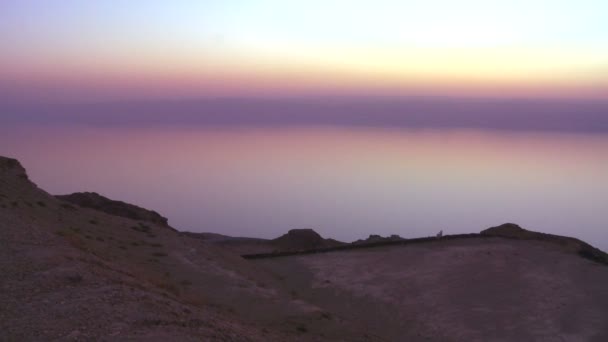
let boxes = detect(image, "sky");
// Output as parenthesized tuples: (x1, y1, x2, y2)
(1, 0, 607, 102)
(1, 1, 607, 248)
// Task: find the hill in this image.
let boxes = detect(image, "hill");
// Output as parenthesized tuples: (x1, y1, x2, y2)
(56, 192, 173, 228)
(0, 156, 361, 341)
(2, 155, 608, 341)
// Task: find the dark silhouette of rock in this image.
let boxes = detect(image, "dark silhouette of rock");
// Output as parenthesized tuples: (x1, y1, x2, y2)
(482, 223, 608, 265)
(56, 192, 172, 229)
(272, 229, 344, 251)
(353, 234, 405, 245)
(273, 229, 323, 250)
(0, 157, 21, 170)
(0, 157, 30, 181)
(481, 223, 529, 238)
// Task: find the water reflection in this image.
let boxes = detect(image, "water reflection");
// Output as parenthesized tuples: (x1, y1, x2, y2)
(1, 124, 607, 250)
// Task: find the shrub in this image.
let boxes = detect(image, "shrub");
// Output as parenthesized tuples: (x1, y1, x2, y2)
(130, 225, 150, 233)
(66, 273, 83, 284)
(148, 277, 180, 296)
(64, 234, 88, 251)
(61, 203, 77, 210)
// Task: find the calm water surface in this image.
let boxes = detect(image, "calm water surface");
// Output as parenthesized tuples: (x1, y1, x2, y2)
(1, 124, 607, 250)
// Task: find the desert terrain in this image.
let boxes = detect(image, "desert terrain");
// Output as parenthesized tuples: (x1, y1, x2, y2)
(2, 155, 608, 341)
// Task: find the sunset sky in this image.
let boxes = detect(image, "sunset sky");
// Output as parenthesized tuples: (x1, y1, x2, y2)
(2, 1, 608, 250)
(1, 0, 607, 102)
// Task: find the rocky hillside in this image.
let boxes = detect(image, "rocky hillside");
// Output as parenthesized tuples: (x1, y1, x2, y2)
(272, 229, 346, 251)
(0, 156, 366, 341)
(2, 155, 608, 341)
(56, 192, 172, 229)
(482, 223, 608, 265)
(353, 234, 406, 245)
(181, 228, 347, 255)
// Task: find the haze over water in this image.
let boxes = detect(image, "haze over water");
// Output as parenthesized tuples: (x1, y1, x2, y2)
(2, 118, 607, 251)
(2, 1, 608, 250)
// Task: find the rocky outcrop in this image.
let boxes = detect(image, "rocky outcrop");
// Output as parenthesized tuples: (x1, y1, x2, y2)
(0, 157, 30, 181)
(482, 223, 608, 265)
(0, 156, 296, 341)
(353, 234, 405, 244)
(0, 156, 172, 230)
(55, 192, 172, 228)
(272, 229, 345, 251)
(481, 223, 532, 238)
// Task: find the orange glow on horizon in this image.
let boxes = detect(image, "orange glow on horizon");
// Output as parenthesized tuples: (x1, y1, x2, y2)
(3, 43, 607, 101)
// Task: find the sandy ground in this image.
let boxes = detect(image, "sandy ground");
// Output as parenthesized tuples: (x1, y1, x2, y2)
(256, 238, 608, 341)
